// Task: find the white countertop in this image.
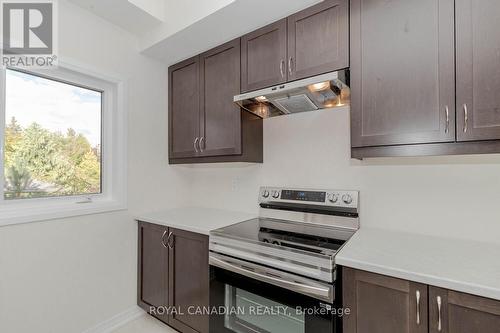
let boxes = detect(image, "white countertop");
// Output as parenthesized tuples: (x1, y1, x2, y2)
(135, 207, 257, 235)
(336, 228, 500, 301)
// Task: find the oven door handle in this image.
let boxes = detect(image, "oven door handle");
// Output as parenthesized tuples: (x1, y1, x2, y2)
(210, 254, 333, 302)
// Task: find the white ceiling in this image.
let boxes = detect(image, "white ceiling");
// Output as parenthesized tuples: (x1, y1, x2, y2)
(69, 0, 323, 64)
(68, 0, 164, 35)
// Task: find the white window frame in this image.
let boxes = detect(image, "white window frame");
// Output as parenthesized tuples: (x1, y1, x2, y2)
(0, 59, 127, 226)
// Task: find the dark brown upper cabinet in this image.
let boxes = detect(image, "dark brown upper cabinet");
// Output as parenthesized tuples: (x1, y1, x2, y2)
(199, 39, 242, 157)
(241, 0, 349, 92)
(287, 0, 349, 81)
(429, 287, 500, 333)
(169, 57, 201, 159)
(343, 268, 428, 333)
(137, 222, 210, 333)
(168, 228, 209, 333)
(351, 0, 500, 158)
(241, 19, 287, 93)
(456, 0, 500, 142)
(168, 40, 262, 164)
(350, 0, 456, 148)
(137, 222, 169, 324)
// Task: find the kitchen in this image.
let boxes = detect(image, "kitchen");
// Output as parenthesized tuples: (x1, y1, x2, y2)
(0, 0, 499, 333)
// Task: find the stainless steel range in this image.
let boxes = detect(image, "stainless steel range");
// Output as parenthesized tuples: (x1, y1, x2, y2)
(209, 186, 359, 333)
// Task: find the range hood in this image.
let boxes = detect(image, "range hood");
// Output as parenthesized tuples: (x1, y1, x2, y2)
(234, 70, 350, 118)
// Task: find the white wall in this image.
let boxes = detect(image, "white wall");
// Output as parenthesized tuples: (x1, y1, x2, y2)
(0, 1, 190, 332)
(183, 106, 500, 244)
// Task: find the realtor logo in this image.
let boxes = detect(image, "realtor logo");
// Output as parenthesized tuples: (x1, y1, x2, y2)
(1, 0, 58, 68)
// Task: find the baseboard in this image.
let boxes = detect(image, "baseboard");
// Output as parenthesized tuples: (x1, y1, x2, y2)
(82, 306, 145, 333)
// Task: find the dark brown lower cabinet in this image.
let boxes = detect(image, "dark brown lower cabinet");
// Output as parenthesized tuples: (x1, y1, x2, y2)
(344, 268, 500, 333)
(429, 287, 500, 333)
(343, 268, 428, 333)
(137, 222, 169, 324)
(168, 228, 209, 333)
(137, 222, 209, 333)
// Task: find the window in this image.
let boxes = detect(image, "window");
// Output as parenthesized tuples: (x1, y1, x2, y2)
(0, 63, 126, 225)
(4, 69, 102, 200)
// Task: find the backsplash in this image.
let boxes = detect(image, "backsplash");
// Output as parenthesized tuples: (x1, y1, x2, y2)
(180, 106, 500, 244)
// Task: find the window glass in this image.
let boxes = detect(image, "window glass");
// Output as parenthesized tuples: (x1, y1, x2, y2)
(4, 69, 102, 200)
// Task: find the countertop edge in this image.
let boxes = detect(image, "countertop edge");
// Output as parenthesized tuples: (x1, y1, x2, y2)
(336, 256, 500, 301)
(135, 216, 212, 235)
(134, 207, 257, 236)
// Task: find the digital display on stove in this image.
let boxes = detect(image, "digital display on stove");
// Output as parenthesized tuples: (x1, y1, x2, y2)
(280, 190, 326, 202)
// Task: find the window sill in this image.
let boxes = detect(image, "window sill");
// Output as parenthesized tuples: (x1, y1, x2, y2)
(0, 199, 127, 227)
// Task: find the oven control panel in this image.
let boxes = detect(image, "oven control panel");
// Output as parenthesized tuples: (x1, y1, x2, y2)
(259, 186, 359, 209)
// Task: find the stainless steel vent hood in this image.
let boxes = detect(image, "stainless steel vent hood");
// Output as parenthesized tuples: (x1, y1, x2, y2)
(234, 71, 350, 118)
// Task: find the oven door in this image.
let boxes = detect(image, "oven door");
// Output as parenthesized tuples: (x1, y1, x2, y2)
(210, 253, 339, 333)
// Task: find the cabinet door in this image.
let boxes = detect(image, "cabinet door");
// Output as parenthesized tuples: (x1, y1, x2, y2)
(241, 19, 287, 92)
(199, 39, 242, 157)
(169, 56, 201, 159)
(287, 0, 348, 81)
(456, 0, 500, 141)
(350, 0, 455, 147)
(343, 268, 428, 333)
(429, 287, 500, 333)
(168, 228, 209, 333)
(137, 222, 169, 324)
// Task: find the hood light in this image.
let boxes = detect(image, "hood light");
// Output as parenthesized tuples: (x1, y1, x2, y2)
(255, 95, 267, 102)
(251, 103, 270, 118)
(308, 81, 330, 92)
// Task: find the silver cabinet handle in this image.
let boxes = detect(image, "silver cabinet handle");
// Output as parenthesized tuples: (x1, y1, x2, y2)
(416, 290, 421, 325)
(280, 60, 285, 78)
(166, 231, 174, 249)
(288, 57, 293, 75)
(463, 104, 468, 133)
(445, 106, 450, 134)
(194, 137, 199, 153)
(437, 296, 442, 332)
(161, 230, 168, 248)
(209, 254, 333, 302)
(199, 137, 205, 152)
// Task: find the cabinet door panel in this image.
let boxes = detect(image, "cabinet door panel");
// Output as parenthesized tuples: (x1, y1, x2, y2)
(241, 19, 287, 92)
(429, 287, 500, 333)
(169, 57, 200, 159)
(350, 0, 455, 147)
(168, 228, 209, 333)
(287, 0, 348, 81)
(343, 268, 427, 333)
(200, 39, 242, 157)
(137, 222, 168, 324)
(456, 0, 500, 141)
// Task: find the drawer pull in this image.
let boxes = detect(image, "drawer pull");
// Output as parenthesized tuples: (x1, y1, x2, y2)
(437, 296, 442, 332)
(194, 137, 199, 153)
(416, 290, 421, 325)
(161, 230, 168, 248)
(445, 106, 450, 134)
(463, 104, 468, 133)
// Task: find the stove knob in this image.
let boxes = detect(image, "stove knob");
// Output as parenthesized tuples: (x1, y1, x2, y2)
(342, 194, 353, 205)
(262, 190, 270, 198)
(272, 190, 280, 199)
(328, 193, 339, 203)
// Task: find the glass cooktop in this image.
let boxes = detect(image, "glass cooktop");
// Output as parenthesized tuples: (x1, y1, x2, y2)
(211, 217, 354, 257)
